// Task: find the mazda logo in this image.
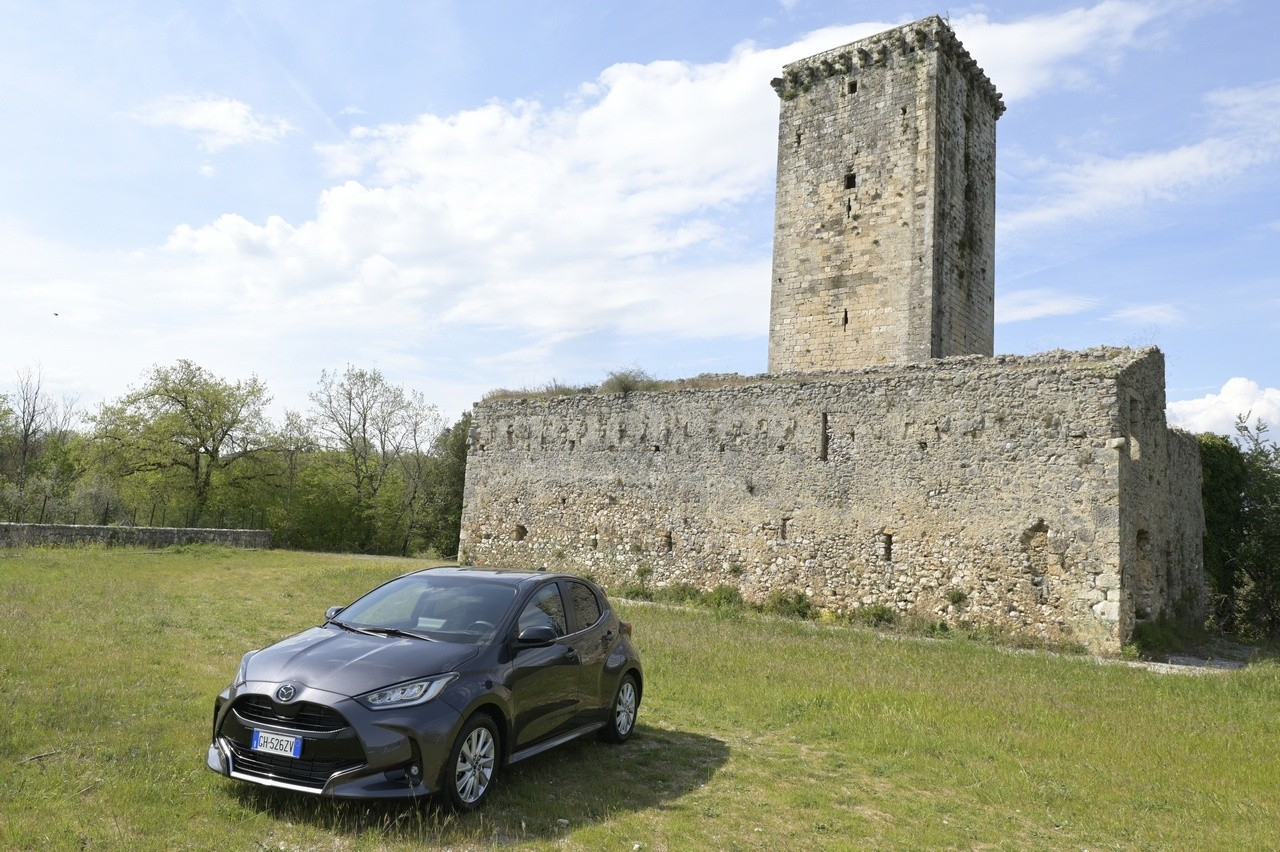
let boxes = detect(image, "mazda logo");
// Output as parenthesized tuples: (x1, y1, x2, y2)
(275, 684, 296, 702)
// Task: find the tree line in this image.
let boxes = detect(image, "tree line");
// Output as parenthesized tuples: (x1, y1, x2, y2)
(0, 361, 469, 557)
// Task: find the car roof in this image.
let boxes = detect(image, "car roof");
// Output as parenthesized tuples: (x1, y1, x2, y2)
(413, 566, 586, 588)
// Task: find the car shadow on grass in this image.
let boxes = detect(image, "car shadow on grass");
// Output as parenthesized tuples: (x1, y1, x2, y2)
(228, 723, 728, 844)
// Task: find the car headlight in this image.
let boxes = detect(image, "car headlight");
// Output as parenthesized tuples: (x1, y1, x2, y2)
(358, 673, 458, 710)
(235, 651, 257, 686)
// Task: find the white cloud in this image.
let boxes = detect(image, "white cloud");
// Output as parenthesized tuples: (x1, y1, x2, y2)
(954, 1, 1164, 101)
(1001, 79, 1280, 233)
(132, 95, 293, 152)
(1168, 378, 1280, 435)
(996, 288, 1096, 323)
(1105, 303, 1184, 325)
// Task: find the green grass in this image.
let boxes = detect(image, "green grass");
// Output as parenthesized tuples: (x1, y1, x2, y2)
(2, 546, 1279, 849)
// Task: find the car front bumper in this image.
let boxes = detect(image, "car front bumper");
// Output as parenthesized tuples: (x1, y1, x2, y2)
(206, 680, 464, 799)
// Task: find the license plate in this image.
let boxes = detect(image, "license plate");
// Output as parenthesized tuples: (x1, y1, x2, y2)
(251, 730, 302, 758)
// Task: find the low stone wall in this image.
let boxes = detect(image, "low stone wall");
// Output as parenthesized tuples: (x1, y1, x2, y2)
(0, 523, 272, 549)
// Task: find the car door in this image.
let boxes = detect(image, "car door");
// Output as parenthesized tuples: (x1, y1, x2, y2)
(508, 582, 581, 748)
(561, 579, 612, 724)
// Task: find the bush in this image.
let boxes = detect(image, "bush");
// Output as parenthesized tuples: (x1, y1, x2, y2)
(855, 603, 897, 627)
(759, 590, 815, 620)
(652, 583, 703, 604)
(702, 585, 746, 613)
(614, 583, 654, 601)
(599, 368, 663, 396)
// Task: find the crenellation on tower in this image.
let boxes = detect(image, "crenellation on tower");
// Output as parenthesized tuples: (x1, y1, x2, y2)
(767, 16, 1003, 374)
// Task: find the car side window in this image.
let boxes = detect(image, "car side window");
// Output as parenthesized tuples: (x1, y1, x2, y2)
(567, 581, 602, 631)
(518, 584, 567, 636)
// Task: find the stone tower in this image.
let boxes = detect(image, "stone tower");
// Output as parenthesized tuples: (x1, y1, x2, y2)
(767, 16, 1004, 373)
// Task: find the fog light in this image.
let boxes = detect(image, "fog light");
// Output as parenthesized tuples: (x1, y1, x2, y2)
(409, 763, 421, 779)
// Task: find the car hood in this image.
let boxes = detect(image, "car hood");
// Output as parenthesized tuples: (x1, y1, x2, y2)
(244, 625, 479, 697)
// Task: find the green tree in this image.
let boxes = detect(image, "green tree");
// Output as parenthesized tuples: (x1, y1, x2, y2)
(1234, 417, 1280, 639)
(1198, 431, 1247, 629)
(420, 412, 471, 558)
(91, 360, 272, 526)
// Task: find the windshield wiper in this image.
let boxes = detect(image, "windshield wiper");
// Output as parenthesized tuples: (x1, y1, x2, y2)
(367, 626, 439, 642)
(328, 618, 384, 638)
(328, 618, 437, 641)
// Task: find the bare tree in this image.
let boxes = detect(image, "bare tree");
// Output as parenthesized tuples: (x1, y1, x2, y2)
(309, 366, 442, 550)
(9, 367, 55, 521)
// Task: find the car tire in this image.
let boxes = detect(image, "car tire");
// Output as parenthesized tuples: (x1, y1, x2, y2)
(600, 673, 639, 744)
(443, 712, 499, 811)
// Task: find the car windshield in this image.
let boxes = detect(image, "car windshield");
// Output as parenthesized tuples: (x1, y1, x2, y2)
(332, 574, 518, 645)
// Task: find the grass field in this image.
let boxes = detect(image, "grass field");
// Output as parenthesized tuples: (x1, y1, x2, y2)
(2, 546, 1279, 850)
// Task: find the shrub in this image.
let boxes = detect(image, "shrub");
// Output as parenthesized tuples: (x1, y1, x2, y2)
(702, 585, 746, 613)
(653, 583, 702, 604)
(613, 583, 653, 601)
(760, 590, 815, 620)
(856, 603, 897, 627)
(599, 368, 662, 396)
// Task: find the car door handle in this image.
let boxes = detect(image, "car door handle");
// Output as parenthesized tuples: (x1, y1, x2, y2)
(562, 648, 578, 662)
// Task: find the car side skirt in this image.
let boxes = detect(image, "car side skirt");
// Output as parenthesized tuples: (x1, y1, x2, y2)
(507, 721, 604, 765)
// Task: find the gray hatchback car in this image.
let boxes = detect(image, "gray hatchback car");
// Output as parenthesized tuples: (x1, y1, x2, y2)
(206, 567, 642, 809)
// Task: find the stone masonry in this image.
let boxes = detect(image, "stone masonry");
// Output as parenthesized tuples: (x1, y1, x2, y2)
(0, 522, 272, 549)
(458, 17, 1206, 654)
(769, 16, 1000, 372)
(460, 349, 1203, 652)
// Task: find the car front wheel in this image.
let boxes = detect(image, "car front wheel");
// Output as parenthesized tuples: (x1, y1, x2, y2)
(600, 673, 638, 743)
(443, 713, 499, 810)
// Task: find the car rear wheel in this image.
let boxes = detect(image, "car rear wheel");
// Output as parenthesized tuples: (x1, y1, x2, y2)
(600, 673, 638, 743)
(444, 713, 498, 810)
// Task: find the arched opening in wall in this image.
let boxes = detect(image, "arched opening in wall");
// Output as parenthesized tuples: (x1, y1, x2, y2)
(513, 524, 528, 542)
(1135, 530, 1154, 621)
(1021, 520, 1050, 602)
(781, 517, 792, 542)
(879, 532, 893, 563)
(590, 527, 599, 550)
(661, 531, 673, 553)
(819, 413, 830, 462)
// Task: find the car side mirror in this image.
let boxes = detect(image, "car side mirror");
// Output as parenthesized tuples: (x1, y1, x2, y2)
(515, 625, 558, 647)
(325, 605, 345, 621)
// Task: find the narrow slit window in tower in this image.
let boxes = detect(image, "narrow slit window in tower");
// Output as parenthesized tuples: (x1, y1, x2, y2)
(848, 80, 858, 94)
(842, 308, 849, 330)
(880, 532, 893, 563)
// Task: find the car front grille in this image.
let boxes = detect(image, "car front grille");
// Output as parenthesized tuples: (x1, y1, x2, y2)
(225, 740, 364, 789)
(234, 694, 349, 732)
(222, 695, 365, 790)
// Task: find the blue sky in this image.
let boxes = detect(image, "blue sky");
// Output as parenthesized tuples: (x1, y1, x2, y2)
(2, 0, 1278, 434)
